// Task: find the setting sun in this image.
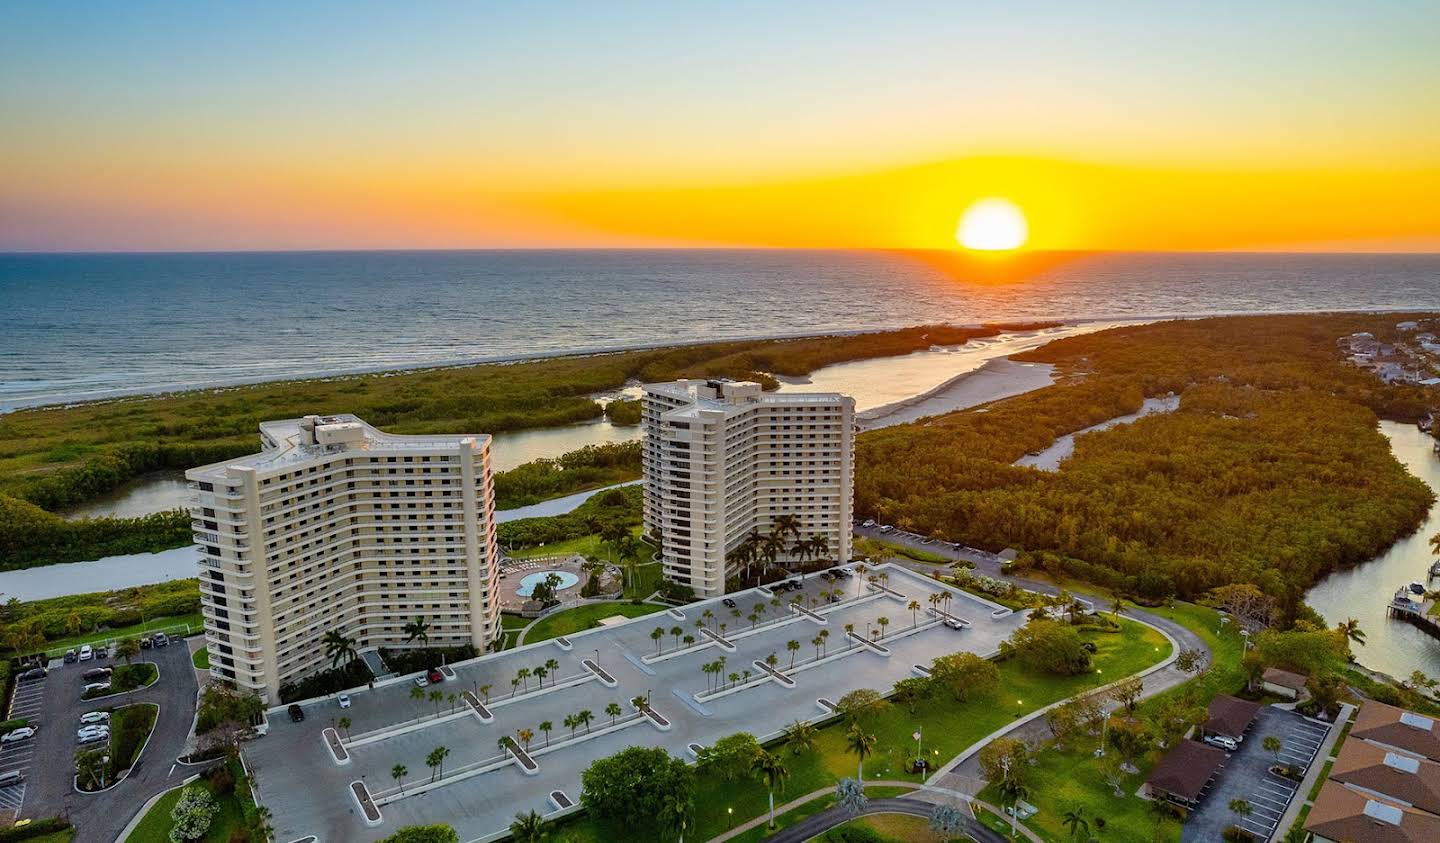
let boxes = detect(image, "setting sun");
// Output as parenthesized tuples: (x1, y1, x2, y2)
(957, 198, 1028, 251)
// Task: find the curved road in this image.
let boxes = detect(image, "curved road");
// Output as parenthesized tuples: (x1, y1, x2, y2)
(763, 797, 1006, 843)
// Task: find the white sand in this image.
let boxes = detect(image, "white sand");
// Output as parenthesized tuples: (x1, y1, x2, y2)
(858, 358, 1057, 430)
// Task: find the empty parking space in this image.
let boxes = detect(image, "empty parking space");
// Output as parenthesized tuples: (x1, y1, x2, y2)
(0, 669, 52, 817)
(1182, 707, 1335, 842)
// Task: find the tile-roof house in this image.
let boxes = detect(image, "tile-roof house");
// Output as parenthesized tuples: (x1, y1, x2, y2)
(1352, 701, 1440, 763)
(1329, 740, 1440, 816)
(1261, 667, 1308, 700)
(1306, 780, 1440, 843)
(1203, 694, 1260, 740)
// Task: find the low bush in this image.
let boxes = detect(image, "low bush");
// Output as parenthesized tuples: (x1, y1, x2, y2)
(378, 645, 477, 677)
(0, 718, 28, 736)
(277, 658, 373, 704)
(0, 818, 73, 841)
(826, 826, 887, 843)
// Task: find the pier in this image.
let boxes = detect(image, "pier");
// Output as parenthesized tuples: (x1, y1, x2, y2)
(1387, 588, 1440, 641)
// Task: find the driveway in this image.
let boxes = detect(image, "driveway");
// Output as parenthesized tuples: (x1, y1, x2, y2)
(1181, 707, 1330, 842)
(20, 640, 204, 843)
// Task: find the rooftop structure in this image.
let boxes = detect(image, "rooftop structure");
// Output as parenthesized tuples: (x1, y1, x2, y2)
(1352, 701, 1440, 763)
(1306, 702, 1440, 843)
(1203, 694, 1260, 740)
(1144, 739, 1227, 805)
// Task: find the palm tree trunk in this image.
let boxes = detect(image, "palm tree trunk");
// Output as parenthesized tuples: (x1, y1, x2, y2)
(768, 790, 776, 829)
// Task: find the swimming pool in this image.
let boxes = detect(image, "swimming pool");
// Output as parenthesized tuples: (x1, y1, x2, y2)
(516, 570, 580, 597)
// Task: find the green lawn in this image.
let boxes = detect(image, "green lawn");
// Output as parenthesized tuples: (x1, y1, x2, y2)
(509, 528, 661, 598)
(976, 601, 1245, 843)
(557, 617, 1169, 842)
(725, 786, 916, 843)
(520, 602, 666, 644)
(192, 646, 209, 669)
(84, 662, 158, 699)
(107, 703, 159, 778)
(40, 612, 203, 658)
(22, 832, 75, 843)
(124, 760, 255, 843)
(854, 537, 954, 565)
(824, 813, 970, 842)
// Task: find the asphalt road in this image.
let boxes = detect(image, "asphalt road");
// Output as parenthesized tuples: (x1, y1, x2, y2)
(22, 641, 203, 843)
(760, 796, 1006, 843)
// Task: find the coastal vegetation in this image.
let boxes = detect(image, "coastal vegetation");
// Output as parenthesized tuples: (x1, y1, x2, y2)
(492, 441, 639, 509)
(0, 323, 1027, 566)
(858, 313, 1438, 609)
(0, 579, 200, 656)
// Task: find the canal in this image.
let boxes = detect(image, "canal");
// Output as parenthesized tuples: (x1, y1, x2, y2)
(1305, 421, 1440, 679)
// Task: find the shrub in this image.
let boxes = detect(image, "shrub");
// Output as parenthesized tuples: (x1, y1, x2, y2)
(277, 658, 373, 704)
(377, 645, 476, 677)
(826, 826, 886, 843)
(168, 785, 218, 843)
(0, 818, 73, 842)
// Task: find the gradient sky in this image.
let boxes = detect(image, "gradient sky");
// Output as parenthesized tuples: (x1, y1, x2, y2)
(2, 1, 1438, 251)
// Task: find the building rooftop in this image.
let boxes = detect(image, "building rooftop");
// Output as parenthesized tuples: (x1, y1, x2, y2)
(1262, 667, 1309, 691)
(645, 379, 850, 419)
(1353, 701, 1440, 763)
(1306, 780, 1440, 843)
(1330, 740, 1440, 816)
(1204, 694, 1261, 739)
(1146, 739, 1227, 802)
(187, 414, 488, 481)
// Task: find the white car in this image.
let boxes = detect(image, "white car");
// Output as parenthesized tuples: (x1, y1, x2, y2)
(943, 618, 968, 630)
(77, 725, 109, 741)
(82, 682, 111, 695)
(76, 731, 109, 745)
(338, 694, 352, 709)
(414, 676, 428, 688)
(79, 711, 110, 725)
(1203, 734, 1239, 752)
(78, 644, 93, 661)
(861, 519, 876, 528)
(0, 728, 35, 743)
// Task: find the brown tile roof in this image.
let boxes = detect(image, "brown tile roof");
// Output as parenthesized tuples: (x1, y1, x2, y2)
(1204, 694, 1260, 739)
(1305, 781, 1440, 843)
(1145, 740, 1226, 802)
(1330, 740, 1440, 816)
(1261, 667, 1308, 691)
(1353, 701, 1440, 763)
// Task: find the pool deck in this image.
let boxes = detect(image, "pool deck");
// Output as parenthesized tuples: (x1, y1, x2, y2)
(245, 562, 1024, 843)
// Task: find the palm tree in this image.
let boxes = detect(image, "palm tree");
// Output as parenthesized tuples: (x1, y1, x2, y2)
(517, 728, 534, 751)
(819, 628, 830, 655)
(747, 611, 760, 630)
(1337, 617, 1366, 647)
(426, 745, 450, 782)
(402, 615, 431, 647)
(787, 639, 801, 669)
(337, 716, 351, 739)
(877, 616, 890, 639)
(784, 719, 816, 756)
(846, 723, 876, 780)
(517, 667, 531, 692)
(564, 714, 578, 738)
(1061, 807, 1089, 841)
(409, 684, 426, 711)
(1264, 735, 1283, 764)
(844, 623, 855, 649)
(116, 637, 140, 665)
(670, 625, 683, 648)
(605, 702, 622, 726)
(577, 709, 593, 733)
(447, 692, 457, 714)
(479, 684, 492, 703)
(728, 671, 740, 689)
(812, 635, 823, 660)
(774, 514, 803, 543)
(765, 652, 779, 670)
(683, 634, 696, 648)
(509, 810, 547, 843)
(534, 666, 548, 687)
(808, 532, 829, 562)
(322, 629, 357, 669)
(752, 749, 789, 829)
(511, 677, 521, 698)
(544, 658, 559, 686)
(651, 626, 665, 655)
(908, 600, 921, 627)
(391, 763, 408, 795)
(428, 688, 443, 715)
(999, 778, 1030, 840)
(702, 609, 715, 631)
(661, 790, 695, 843)
(539, 719, 553, 747)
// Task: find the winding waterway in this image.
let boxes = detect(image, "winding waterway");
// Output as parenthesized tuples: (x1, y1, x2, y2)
(1306, 422, 1440, 679)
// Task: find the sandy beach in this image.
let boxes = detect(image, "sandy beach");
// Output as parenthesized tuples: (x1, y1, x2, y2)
(858, 357, 1057, 430)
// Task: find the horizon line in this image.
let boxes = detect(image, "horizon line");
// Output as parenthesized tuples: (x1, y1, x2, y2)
(3, 246, 1440, 257)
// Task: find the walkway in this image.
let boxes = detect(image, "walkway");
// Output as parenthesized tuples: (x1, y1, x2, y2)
(705, 779, 1038, 843)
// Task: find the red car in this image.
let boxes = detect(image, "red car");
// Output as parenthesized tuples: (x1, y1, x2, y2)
(427, 669, 444, 684)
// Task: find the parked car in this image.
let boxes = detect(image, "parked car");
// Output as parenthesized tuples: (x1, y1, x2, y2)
(139, 636, 152, 649)
(288, 704, 305, 723)
(721, 598, 737, 609)
(861, 519, 876, 528)
(64, 649, 78, 664)
(76, 725, 109, 740)
(943, 618, 967, 630)
(94, 644, 109, 659)
(414, 675, 429, 688)
(878, 525, 894, 534)
(82, 682, 111, 695)
(82, 667, 112, 681)
(0, 771, 23, 788)
(78, 644, 93, 661)
(1203, 734, 1239, 752)
(0, 728, 36, 744)
(79, 711, 110, 725)
(76, 731, 108, 745)
(18, 667, 47, 681)
(152, 633, 170, 647)
(427, 669, 444, 684)
(337, 694, 351, 709)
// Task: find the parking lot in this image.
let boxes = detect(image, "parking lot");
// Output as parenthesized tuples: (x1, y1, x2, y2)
(0, 668, 49, 816)
(247, 562, 1027, 843)
(1183, 706, 1332, 842)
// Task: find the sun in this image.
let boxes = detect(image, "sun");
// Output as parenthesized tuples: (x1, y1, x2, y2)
(956, 198, 1028, 251)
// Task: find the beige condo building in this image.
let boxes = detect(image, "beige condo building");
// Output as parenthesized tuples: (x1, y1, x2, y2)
(642, 379, 854, 597)
(186, 414, 500, 701)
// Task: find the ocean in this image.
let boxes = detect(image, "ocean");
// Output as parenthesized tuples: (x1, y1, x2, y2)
(2, 249, 1438, 411)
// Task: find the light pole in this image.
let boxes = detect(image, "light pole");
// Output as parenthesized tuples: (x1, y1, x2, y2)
(594, 648, 600, 668)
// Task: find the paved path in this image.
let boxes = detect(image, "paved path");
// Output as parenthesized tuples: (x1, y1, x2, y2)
(23, 642, 207, 843)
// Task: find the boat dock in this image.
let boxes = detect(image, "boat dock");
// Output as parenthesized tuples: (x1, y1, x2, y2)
(1387, 587, 1440, 640)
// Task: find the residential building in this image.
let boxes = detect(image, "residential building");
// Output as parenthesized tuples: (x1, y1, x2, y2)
(1201, 694, 1260, 741)
(186, 414, 500, 701)
(1143, 740, 1227, 808)
(641, 379, 854, 597)
(1261, 667, 1309, 701)
(1306, 702, 1440, 843)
